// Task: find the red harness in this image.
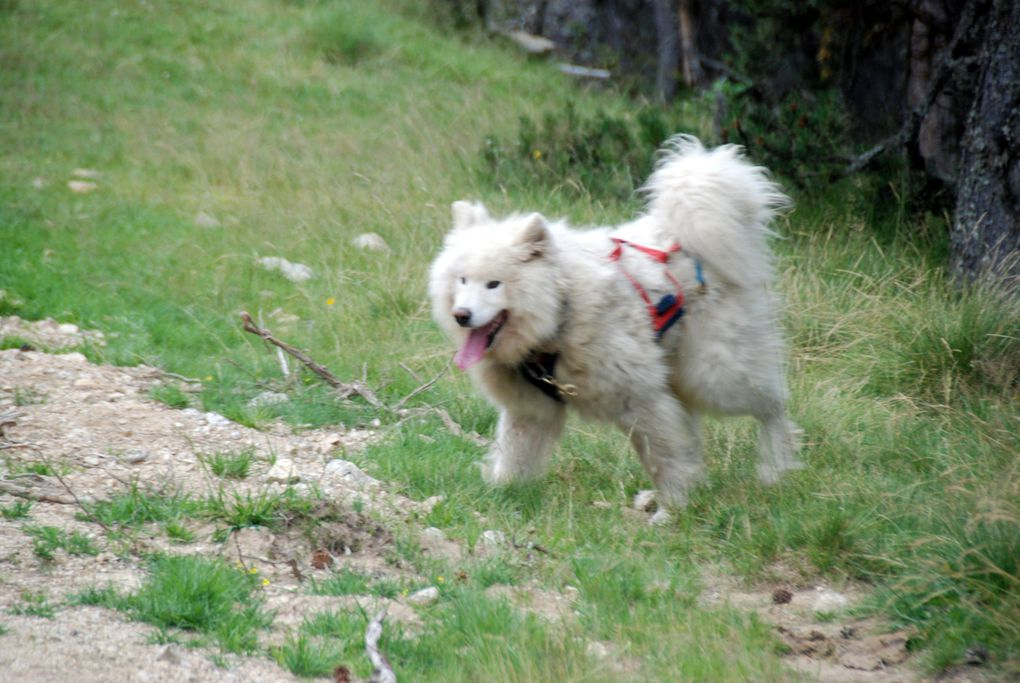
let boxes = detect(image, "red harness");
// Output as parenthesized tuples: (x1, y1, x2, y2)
(609, 237, 686, 340)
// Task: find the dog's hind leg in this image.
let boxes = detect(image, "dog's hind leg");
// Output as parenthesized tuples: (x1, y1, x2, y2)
(481, 404, 567, 485)
(624, 394, 705, 509)
(755, 412, 804, 485)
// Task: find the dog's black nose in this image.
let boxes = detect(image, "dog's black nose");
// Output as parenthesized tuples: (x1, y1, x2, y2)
(453, 308, 472, 327)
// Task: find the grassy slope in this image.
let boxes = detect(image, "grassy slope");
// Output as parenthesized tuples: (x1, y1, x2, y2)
(2, 0, 1018, 679)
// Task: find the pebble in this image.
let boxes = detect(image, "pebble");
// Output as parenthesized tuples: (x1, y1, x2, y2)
(479, 529, 506, 551)
(812, 587, 849, 613)
(265, 458, 300, 484)
(406, 586, 440, 607)
(351, 232, 390, 252)
(323, 459, 378, 488)
(247, 391, 289, 409)
(194, 211, 221, 228)
(257, 256, 313, 283)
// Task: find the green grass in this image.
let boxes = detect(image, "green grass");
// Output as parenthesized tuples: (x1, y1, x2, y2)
(2, 0, 1019, 679)
(124, 555, 273, 654)
(308, 568, 403, 600)
(0, 499, 32, 519)
(9, 591, 57, 619)
(83, 484, 201, 529)
(198, 448, 256, 479)
(149, 383, 190, 409)
(24, 524, 100, 561)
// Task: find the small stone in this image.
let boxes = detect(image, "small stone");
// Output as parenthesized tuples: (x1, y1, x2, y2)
(247, 391, 289, 409)
(479, 529, 506, 551)
(68, 180, 97, 194)
(31, 177, 46, 189)
(71, 168, 102, 179)
(58, 323, 80, 335)
(812, 588, 849, 613)
(258, 256, 313, 283)
(156, 645, 181, 665)
(406, 586, 440, 607)
(194, 211, 221, 228)
(122, 450, 149, 465)
(351, 232, 390, 252)
(265, 458, 300, 484)
(633, 489, 657, 512)
(60, 352, 88, 364)
(504, 30, 557, 55)
(323, 459, 378, 488)
(204, 412, 231, 427)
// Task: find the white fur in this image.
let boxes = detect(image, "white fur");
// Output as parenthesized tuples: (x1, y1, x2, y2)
(428, 137, 803, 509)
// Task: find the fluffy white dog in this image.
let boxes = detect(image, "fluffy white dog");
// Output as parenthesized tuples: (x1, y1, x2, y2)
(429, 137, 802, 515)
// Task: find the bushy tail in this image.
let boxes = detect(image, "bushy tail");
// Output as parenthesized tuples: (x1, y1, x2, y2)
(643, 136, 789, 288)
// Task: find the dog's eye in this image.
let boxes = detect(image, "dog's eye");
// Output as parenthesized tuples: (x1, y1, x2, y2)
(458, 277, 466, 285)
(486, 280, 501, 289)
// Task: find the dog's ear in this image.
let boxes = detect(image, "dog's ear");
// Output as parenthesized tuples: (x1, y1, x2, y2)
(451, 201, 489, 231)
(517, 213, 548, 260)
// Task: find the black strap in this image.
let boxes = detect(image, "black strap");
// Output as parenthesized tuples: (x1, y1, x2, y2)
(518, 352, 566, 403)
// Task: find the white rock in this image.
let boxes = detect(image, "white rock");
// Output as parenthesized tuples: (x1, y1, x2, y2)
(479, 529, 506, 550)
(351, 232, 390, 252)
(406, 586, 440, 607)
(265, 458, 300, 484)
(60, 352, 88, 364)
(71, 168, 102, 179)
(58, 323, 80, 335)
(258, 256, 313, 283)
(633, 489, 657, 512)
(68, 180, 97, 194)
(247, 391, 289, 409)
(504, 30, 557, 55)
(204, 412, 231, 427)
(323, 459, 378, 488)
(812, 588, 849, 613)
(194, 211, 221, 228)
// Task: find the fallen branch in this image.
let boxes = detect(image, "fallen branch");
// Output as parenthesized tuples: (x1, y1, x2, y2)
(47, 460, 113, 534)
(0, 478, 78, 505)
(396, 407, 489, 447)
(364, 610, 397, 683)
(393, 360, 450, 411)
(239, 311, 382, 408)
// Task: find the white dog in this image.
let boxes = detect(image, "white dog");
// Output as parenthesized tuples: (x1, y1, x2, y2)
(429, 137, 802, 515)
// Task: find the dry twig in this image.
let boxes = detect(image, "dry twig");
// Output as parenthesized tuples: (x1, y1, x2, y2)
(364, 610, 397, 683)
(239, 311, 383, 408)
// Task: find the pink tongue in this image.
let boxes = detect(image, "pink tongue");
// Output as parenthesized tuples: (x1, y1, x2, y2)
(454, 328, 490, 370)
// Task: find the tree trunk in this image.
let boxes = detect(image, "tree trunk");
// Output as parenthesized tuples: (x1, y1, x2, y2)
(951, 0, 1020, 283)
(677, 0, 703, 87)
(651, 0, 678, 101)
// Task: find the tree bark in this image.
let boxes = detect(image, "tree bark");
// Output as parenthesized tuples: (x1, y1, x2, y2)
(651, 0, 678, 101)
(951, 0, 1020, 283)
(677, 0, 703, 87)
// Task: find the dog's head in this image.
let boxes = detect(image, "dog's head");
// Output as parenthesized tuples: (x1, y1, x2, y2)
(429, 201, 561, 370)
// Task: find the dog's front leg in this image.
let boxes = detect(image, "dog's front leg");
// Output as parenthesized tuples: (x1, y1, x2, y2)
(624, 394, 705, 510)
(481, 403, 567, 484)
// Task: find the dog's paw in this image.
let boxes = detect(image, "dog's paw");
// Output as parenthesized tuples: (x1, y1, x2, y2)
(756, 458, 805, 486)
